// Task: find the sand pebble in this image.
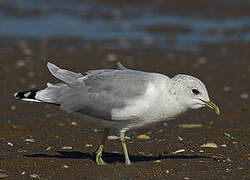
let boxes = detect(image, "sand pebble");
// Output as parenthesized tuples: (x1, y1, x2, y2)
(172, 149, 185, 154)
(106, 54, 118, 62)
(62, 146, 73, 150)
(240, 93, 248, 99)
(27, 71, 35, 78)
(178, 124, 203, 128)
(224, 132, 231, 137)
(163, 122, 168, 126)
(16, 60, 26, 67)
(166, 170, 170, 173)
(21, 171, 26, 175)
(25, 138, 35, 143)
(46, 146, 52, 151)
(158, 129, 163, 133)
(157, 139, 165, 142)
(177, 136, 183, 141)
(62, 165, 69, 168)
(23, 47, 32, 56)
(0, 173, 8, 179)
(85, 144, 93, 148)
(107, 135, 130, 140)
(59, 123, 65, 127)
(10, 105, 16, 110)
(199, 150, 204, 153)
(19, 41, 32, 55)
(30, 174, 40, 179)
(45, 114, 52, 117)
(146, 131, 152, 135)
(136, 134, 151, 140)
(201, 143, 218, 148)
(7, 142, 13, 146)
(71, 122, 77, 126)
(223, 86, 231, 91)
(197, 57, 207, 64)
(154, 160, 162, 163)
(17, 149, 28, 153)
(220, 144, 227, 147)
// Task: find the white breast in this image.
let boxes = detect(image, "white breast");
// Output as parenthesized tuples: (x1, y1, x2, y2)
(111, 76, 176, 122)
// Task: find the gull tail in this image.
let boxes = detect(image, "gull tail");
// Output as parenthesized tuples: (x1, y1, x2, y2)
(14, 90, 42, 103)
(14, 83, 65, 105)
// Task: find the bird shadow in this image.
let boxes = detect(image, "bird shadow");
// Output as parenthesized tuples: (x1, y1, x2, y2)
(23, 151, 220, 164)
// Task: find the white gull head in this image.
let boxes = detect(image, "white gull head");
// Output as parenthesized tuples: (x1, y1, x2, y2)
(169, 74, 220, 115)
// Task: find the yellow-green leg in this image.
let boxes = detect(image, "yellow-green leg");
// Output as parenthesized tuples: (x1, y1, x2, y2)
(96, 128, 110, 165)
(120, 132, 131, 166)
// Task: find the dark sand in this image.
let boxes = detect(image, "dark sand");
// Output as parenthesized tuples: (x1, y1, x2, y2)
(0, 40, 250, 179)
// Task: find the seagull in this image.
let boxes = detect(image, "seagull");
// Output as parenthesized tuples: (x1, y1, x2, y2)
(14, 62, 220, 166)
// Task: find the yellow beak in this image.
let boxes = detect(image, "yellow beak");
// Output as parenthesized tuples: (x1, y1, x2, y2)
(200, 100, 220, 115)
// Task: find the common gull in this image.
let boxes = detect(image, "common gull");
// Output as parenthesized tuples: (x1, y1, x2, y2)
(14, 62, 220, 166)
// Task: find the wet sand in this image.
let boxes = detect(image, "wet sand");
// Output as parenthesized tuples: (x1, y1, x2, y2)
(0, 40, 250, 179)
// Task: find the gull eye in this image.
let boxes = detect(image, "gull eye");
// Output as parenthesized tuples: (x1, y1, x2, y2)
(192, 89, 200, 95)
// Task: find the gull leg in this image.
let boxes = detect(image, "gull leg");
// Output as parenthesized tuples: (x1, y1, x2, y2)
(96, 128, 110, 165)
(120, 132, 131, 166)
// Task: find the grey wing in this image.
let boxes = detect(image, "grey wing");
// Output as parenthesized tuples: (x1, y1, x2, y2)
(84, 62, 130, 76)
(64, 70, 151, 120)
(43, 63, 152, 120)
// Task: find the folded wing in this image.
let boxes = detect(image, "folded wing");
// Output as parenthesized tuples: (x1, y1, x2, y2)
(38, 62, 151, 121)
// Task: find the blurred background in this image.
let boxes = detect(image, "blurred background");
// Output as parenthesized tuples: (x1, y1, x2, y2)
(0, 0, 250, 179)
(1, 0, 250, 53)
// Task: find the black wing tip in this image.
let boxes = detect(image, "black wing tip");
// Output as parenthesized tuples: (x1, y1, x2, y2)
(14, 90, 60, 105)
(13, 92, 19, 99)
(13, 90, 39, 100)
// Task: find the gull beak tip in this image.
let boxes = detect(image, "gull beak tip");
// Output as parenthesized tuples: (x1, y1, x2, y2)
(215, 106, 220, 115)
(201, 99, 221, 116)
